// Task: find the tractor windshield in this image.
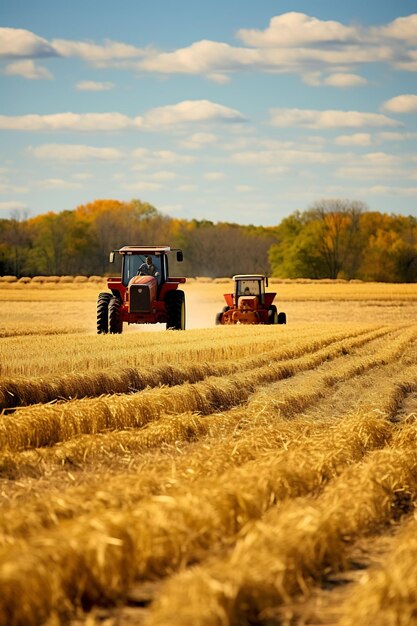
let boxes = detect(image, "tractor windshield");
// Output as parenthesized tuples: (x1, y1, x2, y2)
(122, 254, 163, 286)
(236, 279, 262, 298)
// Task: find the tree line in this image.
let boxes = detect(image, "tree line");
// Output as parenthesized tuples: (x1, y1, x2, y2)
(0, 198, 416, 282)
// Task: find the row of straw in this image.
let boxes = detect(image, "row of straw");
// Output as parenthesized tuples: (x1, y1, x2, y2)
(147, 428, 417, 626)
(0, 325, 369, 407)
(2, 362, 416, 543)
(1, 364, 417, 626)
(0, 326, 401, 451)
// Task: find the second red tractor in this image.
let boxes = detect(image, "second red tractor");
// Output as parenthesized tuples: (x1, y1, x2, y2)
(215, 274, 286, 325)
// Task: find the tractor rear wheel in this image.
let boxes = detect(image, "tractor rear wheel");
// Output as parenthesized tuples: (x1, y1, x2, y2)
(268, 305, 278, 324)
(215, 312, 223, 325)
(109, 297, 123, 334)
(166, 290, 186, 330)
(97, 292, 112, 334)
(277, 311, 287, 325)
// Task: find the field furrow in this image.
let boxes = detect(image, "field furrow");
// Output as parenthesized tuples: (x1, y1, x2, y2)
(1, 366, 416, 626)
(3, 328, 414, 481)
(1, 361, 417, 546)
(1, 326, 410, 452)
(337, 516, 417, 626)
(145, 433, 417, 626)
(0, 326, 381, 409)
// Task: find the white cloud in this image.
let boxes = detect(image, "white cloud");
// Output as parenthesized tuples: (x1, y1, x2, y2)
(375, 14, 417, 44)
(37, 178, 81, 189)
(3, 59, 52, 79)
(28, 144, 124, 161)
(177, 184, 196, 192)
(126, 181, 163, 191)
(366, 185, 417, 196)
(72, 172, 93, 180)
(237, 12, 360, 48)
(143, 100, 246, 128)
(181, 132, 218, 149)
(336, 153, 407, 180)
(381, 94, 417, 113)
(235, 185, 254, 192)
(266, 165, 290, 175)
(335, 133, 372, 146)
(0, 101, 242, 133)
(51, 38, 148, 63)
(131, 148, 196, 166)
(361, 151, 400, 165)
(148, 171, 178, 181)
(2, 15, 417, 85)
(75, 80, 115, 91)
(0, 27, 56, 58)
(269, 108, 400, 129)
(0, 183, 28, 194)
(0, 112, 142, 131)
(203, 172, 225, 180)
(233, 148, 337, 165)
(0, 201, 29, 212)
(302, 71, 368, 87)
(323, 73, 367, 87)
(136, 37, 392, 80)
(138, 40, 247, 78)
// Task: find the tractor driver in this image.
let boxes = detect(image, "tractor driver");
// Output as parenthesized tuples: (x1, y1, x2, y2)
(138, 256, 156, 276)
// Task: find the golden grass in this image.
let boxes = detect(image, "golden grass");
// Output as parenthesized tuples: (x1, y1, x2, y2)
(2, 326, 407, 449)
(147, 435, 417, 626)
(1, 281, 417, 341)
(1, 282, 417, 625)
(0, 323, 348, 379)
(1, 406, 416, 626)
(0, 325, 384, 407)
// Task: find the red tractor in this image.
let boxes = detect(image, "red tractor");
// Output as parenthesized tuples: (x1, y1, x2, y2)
(97, 246, 186, 334)
(215, 274, 286, 325)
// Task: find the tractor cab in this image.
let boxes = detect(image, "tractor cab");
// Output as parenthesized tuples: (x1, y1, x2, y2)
(109, 246, 183, 288)
(234, 274, 268, 307)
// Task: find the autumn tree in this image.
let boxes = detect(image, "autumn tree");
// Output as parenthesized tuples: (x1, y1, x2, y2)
(0, 211, 31, 276)
(269, 200, 366, 279)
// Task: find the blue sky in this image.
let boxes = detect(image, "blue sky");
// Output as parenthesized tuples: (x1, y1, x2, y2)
(1, 0, 417, 225)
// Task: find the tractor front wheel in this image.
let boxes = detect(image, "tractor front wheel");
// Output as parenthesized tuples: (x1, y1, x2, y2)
(268, 305, 278, 324)
(109, 297, 123, 334)
(277, 311, 287, 325)
(166, 290, 186, 330)
(97, 292, 112, 334)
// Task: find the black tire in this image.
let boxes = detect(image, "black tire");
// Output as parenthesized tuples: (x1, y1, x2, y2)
(277, 311, 287, 325)
(97, 292, 112, 334)
(109, 297, 123, 334)
(222, 306, 230, 313)
(215, 312, 223, 325)
(268, 305, 278, 325)
(166, 290, 186, 330)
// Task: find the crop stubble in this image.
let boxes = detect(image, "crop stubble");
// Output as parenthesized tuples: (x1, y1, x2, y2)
(0, 283, 417, 625)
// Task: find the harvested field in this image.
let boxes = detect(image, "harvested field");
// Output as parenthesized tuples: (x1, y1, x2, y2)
(0, 280, 417, 626)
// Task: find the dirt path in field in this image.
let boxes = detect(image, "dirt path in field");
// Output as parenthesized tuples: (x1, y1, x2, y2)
(258, 524, 405, 626)
(68, 521, 411, 626)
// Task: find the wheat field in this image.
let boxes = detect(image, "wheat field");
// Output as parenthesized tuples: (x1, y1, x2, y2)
(0, 280, 417, 626)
